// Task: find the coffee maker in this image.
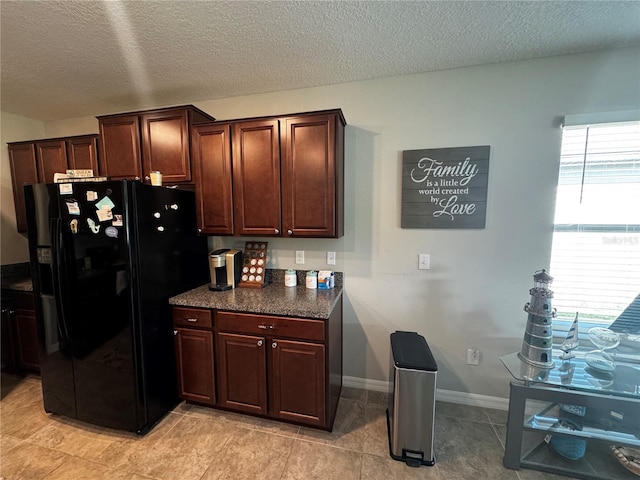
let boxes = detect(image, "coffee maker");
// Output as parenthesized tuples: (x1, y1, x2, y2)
(208, 249, 242, 291)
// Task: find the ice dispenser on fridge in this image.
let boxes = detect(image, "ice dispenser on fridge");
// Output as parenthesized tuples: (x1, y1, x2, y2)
(209, 249, 242, 291)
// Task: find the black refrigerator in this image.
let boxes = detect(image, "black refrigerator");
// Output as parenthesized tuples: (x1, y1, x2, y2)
(24, 180, 208, 434)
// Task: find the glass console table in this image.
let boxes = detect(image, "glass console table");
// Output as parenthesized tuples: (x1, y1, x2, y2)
(501, 349, 640, 480)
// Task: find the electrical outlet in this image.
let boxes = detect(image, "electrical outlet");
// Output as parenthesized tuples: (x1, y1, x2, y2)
(295, 250, 305, 265)
(418, 253, 430, 270)
(467, 348, 480, 365)
(327, 251, 336, 265)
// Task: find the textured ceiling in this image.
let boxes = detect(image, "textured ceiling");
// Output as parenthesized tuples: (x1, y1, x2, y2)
(1, 0, 639, 122)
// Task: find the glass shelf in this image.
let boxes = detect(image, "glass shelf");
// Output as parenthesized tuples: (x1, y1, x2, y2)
(502, 348, 640, 479)
(500, 348, 640, 400)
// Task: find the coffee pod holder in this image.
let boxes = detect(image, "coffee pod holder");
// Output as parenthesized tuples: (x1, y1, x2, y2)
(238, 241, 268, 289)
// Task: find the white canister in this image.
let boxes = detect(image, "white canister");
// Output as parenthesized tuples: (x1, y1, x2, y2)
(285, 269, 297, 287)
(306, 270, 318, 289)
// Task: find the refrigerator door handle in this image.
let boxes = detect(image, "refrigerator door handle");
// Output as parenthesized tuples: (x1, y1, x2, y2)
(50, 218, 72, 341)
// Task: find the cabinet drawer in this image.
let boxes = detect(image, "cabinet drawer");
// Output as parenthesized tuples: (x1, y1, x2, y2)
(173, 307, 212, 329)
(216, 311, 324, 342)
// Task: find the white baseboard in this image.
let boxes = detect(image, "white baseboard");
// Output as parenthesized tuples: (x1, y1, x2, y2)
(342, 375, 390, 392)
(342, 375, 509, 411)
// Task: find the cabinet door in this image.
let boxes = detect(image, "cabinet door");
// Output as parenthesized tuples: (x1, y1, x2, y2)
(99, 115, 143, 180)
(141, 109, 191, 183)
(232, 119, 282, 236)
(8, 143, 38, 233)
(216, 332, 267, 415)
(270, 339, 325, 427)
(281, 113, 343, 237)
(13, 309, 39, 372)
(36, 139, 68, 183)
(1, 308, 17, 371)
(67, 135, 99, 174)
(191, 124, 234, 235)
(174, 328, 215, 405)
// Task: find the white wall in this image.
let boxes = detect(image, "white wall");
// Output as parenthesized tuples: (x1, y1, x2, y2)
(2, 47, 638, 400)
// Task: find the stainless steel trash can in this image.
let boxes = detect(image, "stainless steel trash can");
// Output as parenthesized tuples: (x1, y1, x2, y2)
(386, 331, 438, 467)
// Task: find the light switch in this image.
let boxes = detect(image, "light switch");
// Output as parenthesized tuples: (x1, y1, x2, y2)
(418, 254, 430, 270)
(295, 250, 305, 264)
(327, 251, 336, 265)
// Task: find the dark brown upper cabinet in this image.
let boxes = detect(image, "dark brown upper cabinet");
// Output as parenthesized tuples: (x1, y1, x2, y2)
(281, 112, 345, 238)
(8, 134, 99, 232)
(191, 123, 234, 235)
(232, 119, 282, 236)
(97, 105, 215, 185)
(192, 109, 345, 238)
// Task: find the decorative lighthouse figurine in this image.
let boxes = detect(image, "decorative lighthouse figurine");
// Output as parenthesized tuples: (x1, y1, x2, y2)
(518, 269, 556, 368)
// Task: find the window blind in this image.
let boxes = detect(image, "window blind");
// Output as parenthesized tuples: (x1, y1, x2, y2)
(550, 120, 640, 325)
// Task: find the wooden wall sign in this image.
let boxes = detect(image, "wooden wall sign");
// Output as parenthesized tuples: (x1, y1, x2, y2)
(401, 146, 490, 229)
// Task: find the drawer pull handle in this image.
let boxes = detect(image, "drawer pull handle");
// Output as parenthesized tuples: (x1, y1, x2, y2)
(258, 324, 275, 330)
(257, 340, 263, 347)
(186, 318, 198, 322)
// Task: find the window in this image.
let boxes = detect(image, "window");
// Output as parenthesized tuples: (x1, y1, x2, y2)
(550, 118, 640, 327)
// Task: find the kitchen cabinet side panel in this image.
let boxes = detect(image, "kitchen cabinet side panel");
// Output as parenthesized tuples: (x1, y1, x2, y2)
(327, 297, 343, 428)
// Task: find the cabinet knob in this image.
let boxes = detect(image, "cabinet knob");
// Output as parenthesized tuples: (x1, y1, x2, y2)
(274, 229, 280, 234)
(173, 329, 178, 336)
(287, 229, 293, 236)
(145, 176, 150, 181)
(257, 340, 263, 347)
(135, 176, 141, 181)
(272, 341, 278, 349)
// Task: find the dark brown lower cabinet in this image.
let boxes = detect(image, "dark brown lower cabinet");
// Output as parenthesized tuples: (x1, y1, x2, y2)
(216, 332, 267, 415)
(271, 339, 325, 427)
(1, 290, 39, 373)
(171, 298, 342, 430)
(173, 307, 216, 406)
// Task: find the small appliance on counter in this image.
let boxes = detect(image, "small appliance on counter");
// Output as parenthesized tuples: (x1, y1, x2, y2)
(209, 249, 242, 291)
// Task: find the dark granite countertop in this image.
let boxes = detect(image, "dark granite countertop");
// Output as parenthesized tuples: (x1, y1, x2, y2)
(1, 263, 33, 292)
(169, 271, 343, 320)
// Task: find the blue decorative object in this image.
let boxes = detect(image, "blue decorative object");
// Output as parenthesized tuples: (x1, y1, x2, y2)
(548, 419, 586, 460)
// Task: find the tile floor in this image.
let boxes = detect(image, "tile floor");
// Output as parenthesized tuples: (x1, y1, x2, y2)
(0, 374, 570, 480)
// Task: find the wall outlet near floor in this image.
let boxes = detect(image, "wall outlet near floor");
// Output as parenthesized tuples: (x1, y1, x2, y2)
(467, 348, 480, 365)
(295, 250, 305, 264)
(327, 251, 336, 265)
